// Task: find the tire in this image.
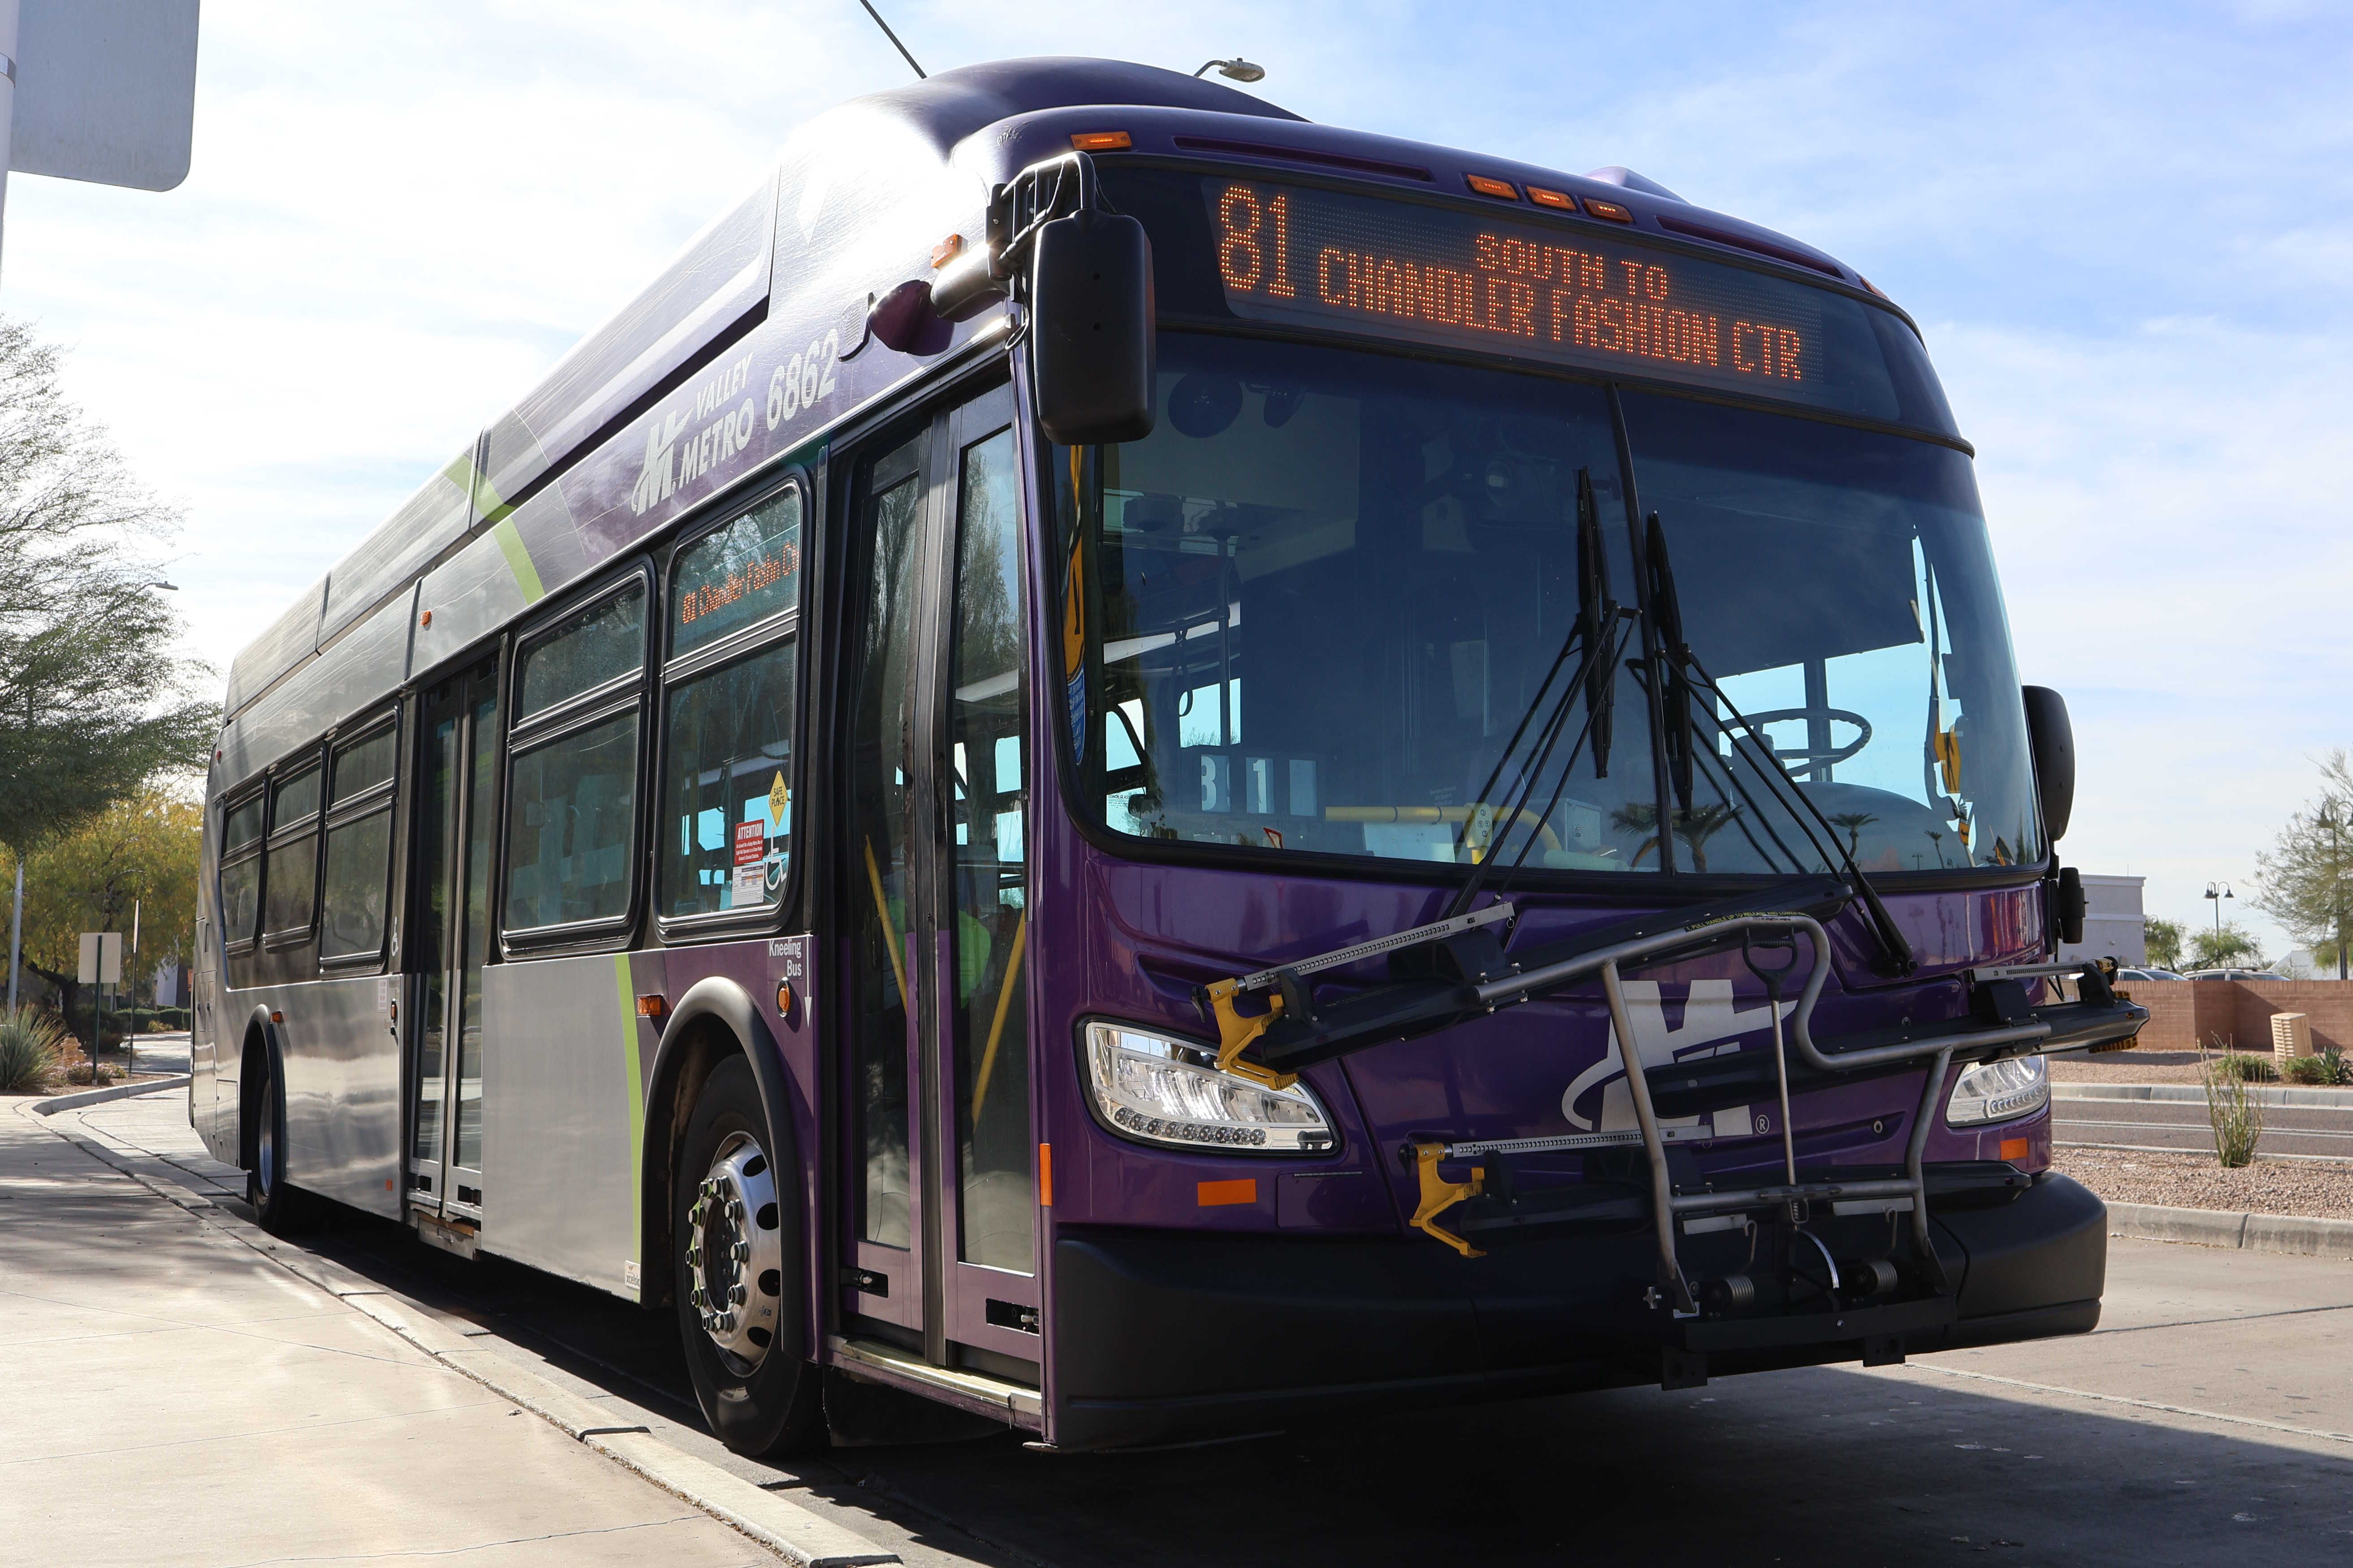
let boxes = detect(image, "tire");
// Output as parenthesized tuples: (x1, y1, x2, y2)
(674, 1055, 823, 1456)
(246, 1043, 310, 1235)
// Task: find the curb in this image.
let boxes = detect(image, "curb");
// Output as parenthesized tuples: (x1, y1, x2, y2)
(26, 1074, 191, 1115)
(14, 1094, 900, 1567)
(2057, 1082, 2353, 1109)
(2107, 1200, 2353, 1261)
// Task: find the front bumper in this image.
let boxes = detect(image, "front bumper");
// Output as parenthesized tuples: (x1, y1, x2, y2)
(1048, 1170, 2105, 1451)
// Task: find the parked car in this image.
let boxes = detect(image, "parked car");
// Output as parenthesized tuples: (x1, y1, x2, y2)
(2180, 968, 2290, 982)
(2115, 966, 2185, 982)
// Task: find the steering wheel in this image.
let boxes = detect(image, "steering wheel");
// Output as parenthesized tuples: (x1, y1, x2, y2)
(1735, 707, 1873, 770)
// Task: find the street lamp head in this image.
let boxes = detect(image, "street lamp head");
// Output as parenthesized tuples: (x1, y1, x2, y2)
(1193, 56, 1266, 82)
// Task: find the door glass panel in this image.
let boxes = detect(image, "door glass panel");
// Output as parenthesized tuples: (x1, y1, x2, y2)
(847, 437, 926, 1249)
(411, 701, 459, 1170)
(454, 682, 499, 1175)
(947, 427, 1033, 1272)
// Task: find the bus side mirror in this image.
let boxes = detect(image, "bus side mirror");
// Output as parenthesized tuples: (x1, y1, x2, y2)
(1030, 209, 1155, 446)
(2021, 684, 2074, 844)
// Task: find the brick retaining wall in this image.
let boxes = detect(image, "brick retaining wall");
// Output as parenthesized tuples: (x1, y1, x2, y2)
(2120, 979, 2353, 1054)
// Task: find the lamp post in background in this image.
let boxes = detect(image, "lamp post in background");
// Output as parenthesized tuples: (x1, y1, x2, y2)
(2205, 880, 2233, 943)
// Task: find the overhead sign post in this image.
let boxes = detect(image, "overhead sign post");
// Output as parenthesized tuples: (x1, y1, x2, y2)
(0, 0, 201, 271)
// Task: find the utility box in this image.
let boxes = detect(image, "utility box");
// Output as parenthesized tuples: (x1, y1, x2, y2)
(2271, 1011, 2313, 1067)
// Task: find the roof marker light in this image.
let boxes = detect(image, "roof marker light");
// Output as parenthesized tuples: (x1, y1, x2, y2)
(1583, 198, 1634, 223)
(1464, 173, 1519, 200)
(1070, 130, 1132, 151)
(1526, 185, 1576, 210)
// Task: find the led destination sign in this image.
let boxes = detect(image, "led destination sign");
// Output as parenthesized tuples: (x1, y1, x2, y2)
(1204, 178, 1894, 416)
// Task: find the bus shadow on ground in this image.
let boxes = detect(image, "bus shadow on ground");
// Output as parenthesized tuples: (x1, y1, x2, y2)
(253, 1203, 2353, 1568)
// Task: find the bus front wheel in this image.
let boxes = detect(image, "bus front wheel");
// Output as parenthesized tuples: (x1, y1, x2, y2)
(674, 1055, 823, 1456)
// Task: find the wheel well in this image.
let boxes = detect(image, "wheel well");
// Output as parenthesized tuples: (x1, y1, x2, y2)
(237, 1025, 268, 1172)
(641, 1016, 740, 1310)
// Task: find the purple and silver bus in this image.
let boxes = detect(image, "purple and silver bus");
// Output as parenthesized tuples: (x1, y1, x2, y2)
(191, 58, 2145, 1455)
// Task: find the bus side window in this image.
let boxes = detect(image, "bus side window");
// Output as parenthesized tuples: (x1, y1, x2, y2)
(218, 791, 266, 952)
(319, 718, 399, 964)
(658, 486, 802, 921)
(505, 577, 650, 935)
(263, 760, 324, 943)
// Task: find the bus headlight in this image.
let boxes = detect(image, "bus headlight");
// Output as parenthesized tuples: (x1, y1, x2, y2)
(1083, 1021, 1336, 1154)
(1945, 1053, 2050, 1127)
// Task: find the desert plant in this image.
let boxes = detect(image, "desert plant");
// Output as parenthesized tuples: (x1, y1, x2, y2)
(2284, 1044, 2353, 1087)
(2212, 1051, 2278, 1082)
(0, 1011, 68, 1092)
(62, 1061, 115, 1087)
(2200, 1037, 2266, 1167)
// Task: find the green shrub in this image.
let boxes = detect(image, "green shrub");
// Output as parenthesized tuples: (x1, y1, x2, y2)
(0, 1013, 69, 1093)
(63, 1061, 116, 1087)
(2213, 1051, 2276, 1082)
(2284, 1045, 2353, 1086)
(2201, 1038, 2266, 1167)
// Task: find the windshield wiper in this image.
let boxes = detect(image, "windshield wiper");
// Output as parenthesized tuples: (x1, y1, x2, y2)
(1638, 512, 1920, 976)
(1440, 467, 1627, 921)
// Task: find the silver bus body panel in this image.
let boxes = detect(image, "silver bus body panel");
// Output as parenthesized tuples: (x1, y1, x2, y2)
(321, 456, 474, 644)
(223, 575, 326, 716)
(409, 497, 549, 676)
(478, 950, 664, 1302)
(211, 974, 402, 1215)
(219, 586, 417, 789)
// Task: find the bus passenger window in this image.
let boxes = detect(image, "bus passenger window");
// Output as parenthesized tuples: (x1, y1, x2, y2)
(659, 488, 802, 920)
(505, 714, 639, 929)
(218, 792, 266, 948)
(505, 571, 654, 937)
(263, 762, 322, 939)
(320, 719, 398, 961)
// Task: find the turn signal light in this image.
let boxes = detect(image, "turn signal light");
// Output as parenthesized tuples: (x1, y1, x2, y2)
(1070, 130, 1131, 151)
(636, 993, 666, 1020)
(1998, 1137, 2031, 1162)
(1464, 173, 1520, 200)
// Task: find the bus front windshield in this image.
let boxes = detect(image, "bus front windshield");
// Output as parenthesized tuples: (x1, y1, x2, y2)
(1057, 334, 2042, 881)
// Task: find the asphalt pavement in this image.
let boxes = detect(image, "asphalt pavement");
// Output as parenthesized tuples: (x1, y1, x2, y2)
(17, 1085, 2353, 1567)
(2055, 1084, 2353, 1162)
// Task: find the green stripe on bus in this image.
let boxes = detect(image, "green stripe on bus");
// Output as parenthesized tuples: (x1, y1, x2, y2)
(614, 952, 643, 1297)
(492, 516, 545, 603)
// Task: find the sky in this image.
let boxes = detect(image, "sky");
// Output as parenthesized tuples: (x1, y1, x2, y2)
(4, 0, 2348, 961)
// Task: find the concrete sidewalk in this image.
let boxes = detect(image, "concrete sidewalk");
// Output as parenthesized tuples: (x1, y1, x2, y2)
(0, 1093, 777, 1568)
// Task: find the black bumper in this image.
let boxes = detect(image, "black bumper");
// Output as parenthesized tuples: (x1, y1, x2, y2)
(1048, 1172, 2106, 1451)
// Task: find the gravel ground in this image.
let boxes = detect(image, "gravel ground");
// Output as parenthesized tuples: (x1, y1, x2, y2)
(2053, 1144, 2353, 1218)
(2050, 1050, 2213, 1084)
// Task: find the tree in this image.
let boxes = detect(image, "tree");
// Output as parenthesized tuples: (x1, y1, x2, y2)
(2251, 750, 2353, 980)
(1610, 802, 1743, 872)
(0, 317, 215, 860)
(2143, 917, 2185, 971)
(2187, 920, 2262, 972)
(0, 791, 199, 1045)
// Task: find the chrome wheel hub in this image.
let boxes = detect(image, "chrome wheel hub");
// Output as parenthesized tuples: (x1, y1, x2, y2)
(686, 1131, 782, 1370)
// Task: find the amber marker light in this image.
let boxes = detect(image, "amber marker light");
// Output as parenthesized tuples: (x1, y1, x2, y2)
(775, 979, 796, 1017)
(1999, 1137, 2031, 1163)
(1525, 185, 1576, 210)
(929, 233, 963, 268)
(1583, 198, 1634, 222)
(1464, 173, 1520, 200)
(1070, 130, 1132, 151)
(637, 993, 667, 1021)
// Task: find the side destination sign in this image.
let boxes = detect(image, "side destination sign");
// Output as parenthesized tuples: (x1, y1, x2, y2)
(1205, 177, 1893, 418)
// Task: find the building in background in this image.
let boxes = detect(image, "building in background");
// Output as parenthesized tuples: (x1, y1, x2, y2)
(2060, 873, 2146, 966)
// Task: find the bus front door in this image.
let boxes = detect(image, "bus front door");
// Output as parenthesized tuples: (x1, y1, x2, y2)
(840, 383, 1044, 1382)
(406, 658, 499, 1227)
